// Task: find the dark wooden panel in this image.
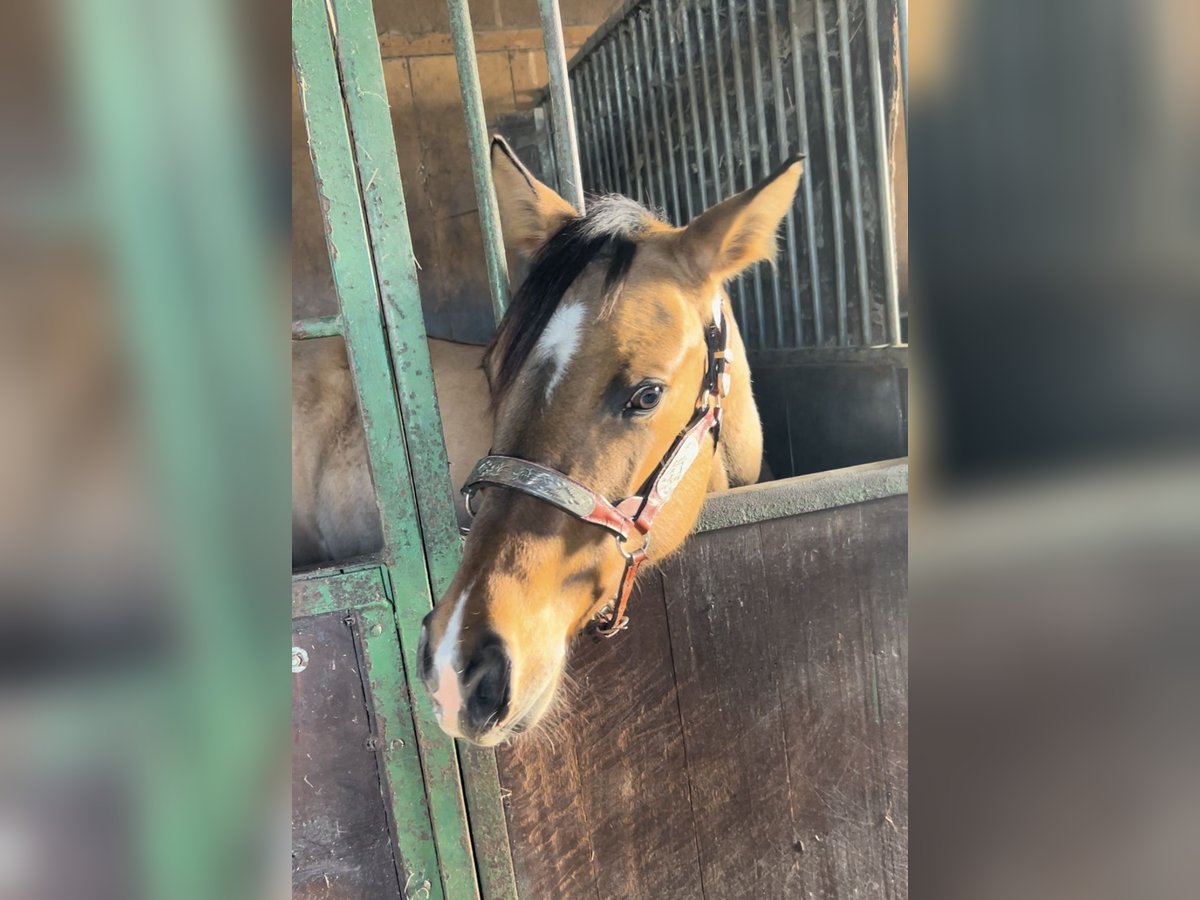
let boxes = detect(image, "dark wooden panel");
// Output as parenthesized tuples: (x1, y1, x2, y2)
(495, 574, 705, 900)
(293, 613, 403, 900)
(497, 496, 908, 900)
(657, 524, 800, 899)
(757, 497, 908, 899)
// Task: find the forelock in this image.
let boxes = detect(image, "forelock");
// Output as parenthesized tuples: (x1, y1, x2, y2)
(485, 196, 660, 402)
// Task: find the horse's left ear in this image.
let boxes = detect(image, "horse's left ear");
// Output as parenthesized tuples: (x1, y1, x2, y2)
(678, 156, 804, 282)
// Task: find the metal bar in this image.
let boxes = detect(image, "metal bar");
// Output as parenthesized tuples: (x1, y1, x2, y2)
(330, 0, 461, 593)
(680, 2, 709, 212)
(614, 25, 645, 203)
(694, 0, 723, 214)
(324, 3, 519, 896)
(606, 40, 635, 197)
(597, 42, 626, 196)
(356, 603, 451, 900)
(293, 2, 449, 895)
(789, 0, 825, 346)
(814, 0, 849, 344)
(445, 0, 510, 322)
(705, 0, 745, 324)
(651, 3, 683, 222)
(292, 565, 389, 618)
(728, 1, 766, 347)
(538, 0, 585, 211)
(626, 20, 658, 210)
(291, 314, 343, 340)
(708, 0, 737, 197)
(836, 0, 872, 345)
(581, 63, 611, 192)
(898, 0, 908, 135)
(570, 73, 598, 191)
(664, 0, 697, 221)
(763, 0, 797, 348)
(591, 58, 618, 193)
(747, 0, 783, 347)
(865, 0, 902, 346)
(638, 12, 670, 215)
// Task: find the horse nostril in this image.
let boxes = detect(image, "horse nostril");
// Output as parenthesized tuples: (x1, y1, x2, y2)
(464, 632, 510, 734)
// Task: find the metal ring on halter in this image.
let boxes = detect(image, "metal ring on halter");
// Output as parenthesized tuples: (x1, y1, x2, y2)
(464, 484, 482, 520)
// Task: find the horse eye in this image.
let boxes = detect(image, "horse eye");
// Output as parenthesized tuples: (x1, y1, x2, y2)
(627, 384, 663, 412)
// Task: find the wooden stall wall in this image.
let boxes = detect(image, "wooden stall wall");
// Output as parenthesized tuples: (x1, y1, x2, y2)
(496, 492, 908, 900)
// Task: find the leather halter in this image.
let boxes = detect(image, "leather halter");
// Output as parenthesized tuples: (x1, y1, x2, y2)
(463, 298, 731, 637)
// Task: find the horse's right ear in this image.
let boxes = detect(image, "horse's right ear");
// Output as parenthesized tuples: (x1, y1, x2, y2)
(490, 136, 578, 257)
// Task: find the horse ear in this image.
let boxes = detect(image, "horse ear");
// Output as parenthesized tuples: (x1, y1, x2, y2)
(679, 157, 804, 282)
(490, 136, 578, 257)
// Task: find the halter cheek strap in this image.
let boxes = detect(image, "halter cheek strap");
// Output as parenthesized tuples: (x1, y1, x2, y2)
(462, 304, 730, 637)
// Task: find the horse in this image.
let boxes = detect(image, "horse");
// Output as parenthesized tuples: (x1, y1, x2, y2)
(292, 336, 490, 567)
(417, 137, 802, 745)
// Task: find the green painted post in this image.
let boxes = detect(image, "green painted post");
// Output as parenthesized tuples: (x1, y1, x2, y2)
(445, 0, 511, 322)
(66, 0, 285, 897)
(324, 2, 518, 896)
(291, 314, 343, 340)
(293, 0, 463, 895)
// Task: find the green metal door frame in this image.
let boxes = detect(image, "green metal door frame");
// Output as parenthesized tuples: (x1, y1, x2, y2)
(291, 0, 516, 896)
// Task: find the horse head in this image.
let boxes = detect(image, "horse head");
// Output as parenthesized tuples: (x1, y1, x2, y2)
(419, 137, 802, 745)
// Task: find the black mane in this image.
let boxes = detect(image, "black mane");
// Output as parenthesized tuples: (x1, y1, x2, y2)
(485, 196, 653, 401)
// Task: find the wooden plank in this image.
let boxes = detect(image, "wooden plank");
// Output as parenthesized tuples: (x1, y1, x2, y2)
(379, 26, 595, 59)
(495, 573, 705, 900)
(758, 497, 908, 899)
(293, 613, 404, 899)
(657, 524, 799, 898)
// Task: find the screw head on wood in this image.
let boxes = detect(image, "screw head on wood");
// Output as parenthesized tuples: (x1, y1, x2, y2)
(291, 647, 308, 673)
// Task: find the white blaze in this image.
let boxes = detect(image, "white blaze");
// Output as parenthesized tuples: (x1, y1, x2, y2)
(430, 584, 471, 737)
(530, 302, 586, 402)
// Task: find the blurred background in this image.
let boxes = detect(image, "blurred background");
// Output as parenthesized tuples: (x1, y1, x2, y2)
(912, 0, 1200, 897)
(0, 0, 1197, 896)
(0, 0, 288, 897)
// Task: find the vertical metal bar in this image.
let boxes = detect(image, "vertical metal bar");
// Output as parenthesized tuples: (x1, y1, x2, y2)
(764, 0, 801, 347)
(638, 13, 669, 216)
(865, 0, 902, 345)
(708, 0, 737, 197)
(445, 0, 510, 322)
(324, 4, 519, 895)
(680, 3, 709, 211)
(706, 0, 746, 324)
(746, 0, 784, 347)
(789, 0, 825, 346)
(538, 0, 585, 211)
(836, 0, 872, 345)
(627, 20, 658, 210)
(609, 39, 636, 198)
(728, 0, 766, 347)
(583, 62, 614, 192)
(694, 1, 723, 213)
(898, 0, 908, 136)
(664, 0, 697, 221)
(577, 66, 601, 191)
(651, 3, 683, 222)
(599, 42, 629, 197)
(814, 0, 849, 344)
(292, 0, 453, 895)
(614, 25, 646, 203)
(569, 74, 595, 189)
